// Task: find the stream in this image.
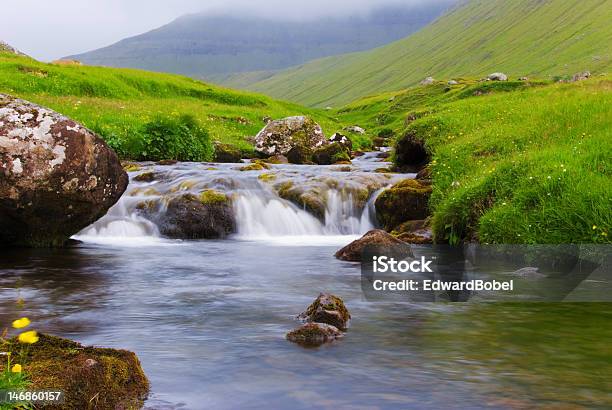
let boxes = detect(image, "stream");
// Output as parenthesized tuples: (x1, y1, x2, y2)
(1, 153, 610, 409)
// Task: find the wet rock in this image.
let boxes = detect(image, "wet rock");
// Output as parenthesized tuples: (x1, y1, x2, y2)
(420, 77, 435, 85)
(122, 161, 141, 172)
(329, 132, 353, 151)
(488, 72, 508, 81)
(344, 125, 366, 135)
(157, 159, 178, 166)
(298, 293, 351, 331)
(133, 171, 157, 182)
(352, 151, 365, 158)
(286, 146, 311, 164)
(335, 229, 409, 262)
(238, 162, 269, 171)
(377, 152, 391, 159)
(254, 116, 326, 157)
(276, 181, 326, 220)
(375, 179, 432, 231)
(1, 334, 149, 409)
(138, 192, 235, 239)
(264, 154, 289, 164)
(391, 220, 433, 244)
(0, 94, 128, 247)
(312, 142, 351, 165)
(286, 323, 343, 347)
(214, 143, 243, 163)
(416, 164, 433, 182)
(571, 71, 591, 82)
(394, 130, 431, 172)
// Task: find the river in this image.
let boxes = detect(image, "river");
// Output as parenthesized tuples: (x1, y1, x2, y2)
(1, 153, 610, 409)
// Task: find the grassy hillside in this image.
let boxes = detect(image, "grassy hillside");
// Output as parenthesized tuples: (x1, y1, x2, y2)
(68, 3, 453, 84)
(0, 52, 344, 159)
(382, 78, 611, 244)
(248, 0, 612, 107)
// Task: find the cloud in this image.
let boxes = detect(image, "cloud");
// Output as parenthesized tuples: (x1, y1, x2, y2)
(0, 0, 452, 61)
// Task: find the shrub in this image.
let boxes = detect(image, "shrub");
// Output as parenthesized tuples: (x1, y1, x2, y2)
(141, 114, 213, 162)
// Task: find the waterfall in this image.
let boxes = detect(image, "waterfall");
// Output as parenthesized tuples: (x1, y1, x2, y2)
(75, 159, 404, 243)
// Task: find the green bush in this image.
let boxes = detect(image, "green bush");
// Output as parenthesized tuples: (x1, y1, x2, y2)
(141, 114, 213, 162)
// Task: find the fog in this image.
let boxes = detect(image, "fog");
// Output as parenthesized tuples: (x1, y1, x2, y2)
(0, 0, 452, 61)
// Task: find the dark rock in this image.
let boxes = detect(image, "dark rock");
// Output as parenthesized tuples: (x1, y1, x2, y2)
(157, 159, 178, 166)
(255, 116, 326, 157)
(416, 164, 432, 182)
(394, 130, 431, 172)
(298, 293, 351, 331)
(264, 154, 289, 164)
(312, 142, 351, 165)
(138, 192, 235, 239)
(0, 94, 128, 247)
(214, 143, 243, 163)
(352, 151, 366, 158)
(133, 171, 157, 182)
(375, 179, 432, 231)
(286, 323, 343, 347)
(377, 151, 391, 159)
(335, 229, 410, 262)
(329, 133, 353, 151)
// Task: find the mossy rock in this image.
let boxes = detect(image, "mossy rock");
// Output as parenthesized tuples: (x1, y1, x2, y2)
(214, 143, 243, 163)
(263, 154, 289, 164)
(238, 161, 270, 171)
(276, 181, 326, 220)
(133, 171, 157, 182)
(375, 179, 432, 231)
(129, 187, 161, 197)
(199, 189, 229, 205)
(391, 220, 433, 244)
(258, 173, 277, 183)
(394, 129, 431, 172)
(312, 142, 351, 165)
(157, 159, 178, 166)
(299, 293, 351, 331)
(122, 162, 141, 172)
(335, 229, 411, 262)
(286, 323, 343, 347)
(0, 334, 149, 410)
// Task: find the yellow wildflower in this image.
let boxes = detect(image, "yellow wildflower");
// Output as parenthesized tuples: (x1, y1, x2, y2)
(12, 317, 31, 329)
(592, 225, 597, 230)
(11, 364, 22, 373)
(18, 330, 39, 344)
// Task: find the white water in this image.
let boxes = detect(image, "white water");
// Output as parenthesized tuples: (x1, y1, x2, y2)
(75, 155, 412, 244)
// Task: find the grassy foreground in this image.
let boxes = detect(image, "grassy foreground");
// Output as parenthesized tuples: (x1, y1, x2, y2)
(0, 52, 345, 159)
(390, 78, 611, 244)
(247, 0, 612, 107)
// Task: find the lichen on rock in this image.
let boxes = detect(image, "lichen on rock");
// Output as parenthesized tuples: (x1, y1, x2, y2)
(254, 116, 326, 160)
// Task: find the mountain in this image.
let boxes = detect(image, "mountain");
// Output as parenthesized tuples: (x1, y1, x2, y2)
(246, 0, 612, 107)
(66, 2, 456, 84)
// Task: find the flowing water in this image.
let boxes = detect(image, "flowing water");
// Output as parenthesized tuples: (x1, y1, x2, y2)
(1, 153, 611, 409)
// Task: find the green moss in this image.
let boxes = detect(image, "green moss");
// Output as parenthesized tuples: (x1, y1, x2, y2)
(122, 162, 141, 172)
(258, 173, 277, 183)
(199, 189, 229, 205)
(133, 171, 156, 182)
(0, 334, 149, 410)
(238, 163, 265, 171)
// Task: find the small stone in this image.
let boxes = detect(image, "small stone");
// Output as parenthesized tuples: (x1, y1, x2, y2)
(487, 72, 508, 81)
(286, 323, 343, 347)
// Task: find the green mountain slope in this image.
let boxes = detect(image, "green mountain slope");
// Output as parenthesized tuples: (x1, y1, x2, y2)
(248, 0, 612, 107)
(67, 3, 453, 85)
(0, 52, 343, 159)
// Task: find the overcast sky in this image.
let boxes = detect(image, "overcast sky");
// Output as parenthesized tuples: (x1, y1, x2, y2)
(0, 0, 448, 61)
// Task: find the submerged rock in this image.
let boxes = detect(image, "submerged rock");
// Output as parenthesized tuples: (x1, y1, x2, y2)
(1, 334, 149, 409)
(276, 181, 326, 220)
(299, 293, 351, 330)
(335, 229, 409, 262)
(312, 142, 351, 165)
(138, 192, 235, 239)
(0, 94, 128, 247)
(254, 116, 326, 158)
(286, 323, 343, 347)
(375, 179, 432, 231)
(214, 143, 243, 163)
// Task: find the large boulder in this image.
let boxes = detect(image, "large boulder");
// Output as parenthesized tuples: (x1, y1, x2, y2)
(137, 191, 235, 239)
(254, 116, 326, 158)
(335, 229, 410, 262)
(298, 293, 351, 331)
(375, 179, 432, 231)
(0, 94, 128, 247)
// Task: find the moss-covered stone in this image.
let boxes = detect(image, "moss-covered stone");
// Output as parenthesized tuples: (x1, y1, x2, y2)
(286, 323, 343, 347)
(133, 171, 157, 182)
(258, 173, 277, 183)
(237, 163, 265, 171)
(299, 293, 351, 331)
(199, 189, 229, 205)
(122, 162, 141, 172)
(391, 220, 433, 244)
(263, 154, 289, 164)
(375, 179, 432, 231)
(0, 334, 149, 410)
(213, 143, 243, 163)
(312, 142, 351, 165)
(156, 159, 178, 166)
(335, 229, 410, 262)
(276, 181, 326, 220)
(394, 129, 431, 172)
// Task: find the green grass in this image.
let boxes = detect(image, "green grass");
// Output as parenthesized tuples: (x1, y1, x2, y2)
(0, 52, 349, 159)
(0, 353, 31, 410)
(395, 78, 611, 244)
(247, 0, 612, 107)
